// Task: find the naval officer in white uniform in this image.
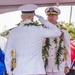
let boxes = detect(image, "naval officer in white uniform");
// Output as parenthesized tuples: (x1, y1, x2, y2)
(5, 4, 61, 75)
(44, 6, 71, 75)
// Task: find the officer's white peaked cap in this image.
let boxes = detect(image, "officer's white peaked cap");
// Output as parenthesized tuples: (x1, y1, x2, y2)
(18, 4, 38, 13)
(45, 6, 61, 15)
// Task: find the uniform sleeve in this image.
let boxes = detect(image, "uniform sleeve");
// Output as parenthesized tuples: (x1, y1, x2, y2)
(36, 15, 61, 38)
(5, 32, 14, 75)
(63, 29, 71, 68)
(41, 22, 61, 38)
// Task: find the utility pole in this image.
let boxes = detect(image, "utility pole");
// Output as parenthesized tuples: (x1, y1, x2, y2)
(69, 5, 72, 23)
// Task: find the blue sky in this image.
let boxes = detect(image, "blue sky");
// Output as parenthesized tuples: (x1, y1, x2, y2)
(0, 5, 75, 32)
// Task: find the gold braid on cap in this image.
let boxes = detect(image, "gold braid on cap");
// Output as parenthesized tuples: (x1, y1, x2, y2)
(47, 7, 58, 15)
(47, 12, 58, 15)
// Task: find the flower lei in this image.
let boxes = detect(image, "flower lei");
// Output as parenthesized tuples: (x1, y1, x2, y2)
(42, 38, 50, 68)
(17, 19, 41, 26)
(43, 23, 67, 69)
(54, 23, 67, 69)
(54, 31, 64, 69)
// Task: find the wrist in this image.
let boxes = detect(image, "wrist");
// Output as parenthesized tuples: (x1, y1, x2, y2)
(65, 66, 70, 69)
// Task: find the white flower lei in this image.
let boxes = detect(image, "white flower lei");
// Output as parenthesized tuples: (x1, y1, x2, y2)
(18, 19, 40, 26)
(54, 23, 67, 69)
(55, 23, 63, 51)
(20, 19, 33, 25)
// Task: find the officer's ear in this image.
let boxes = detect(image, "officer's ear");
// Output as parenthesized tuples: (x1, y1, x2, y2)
(21, 14, 25, 20)
(21, 14, 23, 19)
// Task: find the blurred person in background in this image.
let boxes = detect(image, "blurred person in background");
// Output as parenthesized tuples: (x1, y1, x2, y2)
(0, 36, 7, 75)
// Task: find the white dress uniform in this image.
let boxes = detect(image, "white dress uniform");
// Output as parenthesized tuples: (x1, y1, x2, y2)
(46, 29, 71, 75)
(45, 6, 71, 75)
(0, 36, 7, 52)
(5, 4, 61, 75)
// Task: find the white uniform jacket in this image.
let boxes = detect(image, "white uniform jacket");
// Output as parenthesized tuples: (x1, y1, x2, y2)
(5, 21, 61, 75)
(46, 29, 71, 72)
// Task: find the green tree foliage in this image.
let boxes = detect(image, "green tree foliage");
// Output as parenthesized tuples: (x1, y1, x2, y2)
(59, 21, 75, 40)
